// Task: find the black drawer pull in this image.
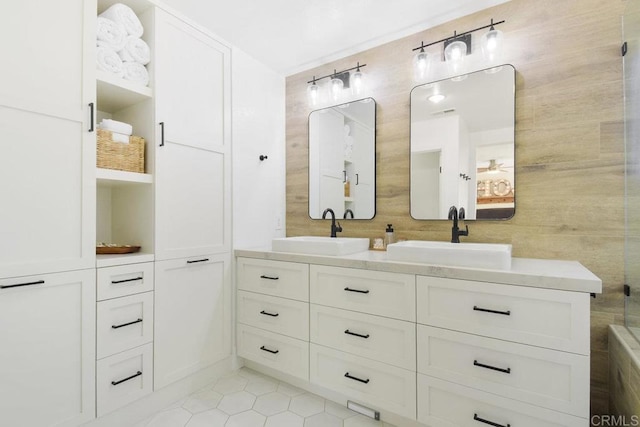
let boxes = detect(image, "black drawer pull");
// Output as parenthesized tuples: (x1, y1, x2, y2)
(344, 329, 370, 339)
(344, 372, 370, 384)
(159, 121, 165, 146)
(112, 318, 143, 329)
(89, 102, 95, 132)
(187, 258, 209, 264)
(260, 275, 279, 280)
(111, 371, 142, 386)
(260, 346, 279, 354)
(111, 276, 143, 285)
(1, 280, 45, 289)
(474, 360, 511, 374)
(260, 310, 279, 317)
(344, 287, 369, 294)
(473, 306, 510, 316)
(474, 413, 510, 427)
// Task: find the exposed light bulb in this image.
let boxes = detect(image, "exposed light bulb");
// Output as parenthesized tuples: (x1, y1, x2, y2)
(413, 48, 430, 82)
(330, 76, 344, 103)
(481, 27, 504, 62)
(350, 68, 365, 97)
(307, 80, 320, 107)
(444, 40, 468, 75)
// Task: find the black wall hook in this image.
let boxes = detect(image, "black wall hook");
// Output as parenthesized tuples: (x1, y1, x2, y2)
(259, 155, 268, 161)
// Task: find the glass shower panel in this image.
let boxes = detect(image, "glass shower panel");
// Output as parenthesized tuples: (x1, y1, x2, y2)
(624, 0, 640, 341)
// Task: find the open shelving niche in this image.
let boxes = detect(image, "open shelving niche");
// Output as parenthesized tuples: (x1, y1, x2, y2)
(96, 0, 155, 268)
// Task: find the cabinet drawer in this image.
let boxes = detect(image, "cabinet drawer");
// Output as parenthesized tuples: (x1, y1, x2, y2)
(97, 343, 153, 417)
(237, 324, 309, 381)
(417, 374, 586, 427)
(238, 290, 309, 340)
(237, 258, 309, 301)
(310, 304, 416, 370)
(309, 343, 416, 419)
(97, 262, 154, 301)
(310, 265, 415, 321)
(97, 292, 154, 359)
(416, 276, 590, 354)
(417, 326, 589, 417)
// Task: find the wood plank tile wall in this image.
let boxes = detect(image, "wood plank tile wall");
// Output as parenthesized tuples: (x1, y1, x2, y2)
(286, 0, 627, 414)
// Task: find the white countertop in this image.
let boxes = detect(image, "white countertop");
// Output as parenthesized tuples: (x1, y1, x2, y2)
(234, 247, 602, 294)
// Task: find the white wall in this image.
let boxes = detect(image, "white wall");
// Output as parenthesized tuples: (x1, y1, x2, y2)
(232, 49, 286, 248)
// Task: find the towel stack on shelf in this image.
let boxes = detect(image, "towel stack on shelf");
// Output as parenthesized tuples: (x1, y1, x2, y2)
(96, 3, 150, 87)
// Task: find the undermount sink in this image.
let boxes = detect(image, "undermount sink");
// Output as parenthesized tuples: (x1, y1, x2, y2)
(272, 236, 370, 256)
(386, 240, 512, 270)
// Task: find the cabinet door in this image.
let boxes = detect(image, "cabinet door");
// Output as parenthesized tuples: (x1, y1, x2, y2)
(154, 255, 231, 389)
(155, 142, 229, 260)
(0, 0, 96, 279)
(155, 8, 230, 153)
(0, 270, 96, 427)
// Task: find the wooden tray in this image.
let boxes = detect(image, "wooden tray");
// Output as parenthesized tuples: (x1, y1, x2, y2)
(96, 245, 141, 255)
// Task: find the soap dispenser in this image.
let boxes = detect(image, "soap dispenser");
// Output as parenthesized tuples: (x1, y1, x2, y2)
(384, 224, 395, 248)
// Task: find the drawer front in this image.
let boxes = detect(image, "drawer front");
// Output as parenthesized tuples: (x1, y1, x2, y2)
(417, 374, 586, 427)
(309, 343, 416, 419)
(97, 292, 154, 359)
(97, 343, 153, 417)
(310, 265, 415, 321)
(97, 262, 154, 301)
(310, 304, 416, 370)
(417, 326, 589, 417)
(237, 324, 309, 381)
(237, 258, 309, 301)
(416, 276, 590, 354)
(238, 290, 309, 340)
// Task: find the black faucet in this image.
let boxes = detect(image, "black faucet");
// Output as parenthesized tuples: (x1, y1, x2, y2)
(448, 205, 469, 243)
(343, 209, 354, 219)
(322, 208, 343, 238)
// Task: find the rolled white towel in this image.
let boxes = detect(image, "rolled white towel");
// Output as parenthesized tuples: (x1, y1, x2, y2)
(118, 36, 150, 65)
(100, 3, 144, 38)
(122, 62, 149, 87)
(96, 17, 127, 52)
(99, 119, 133, 136)
(96, 43, 124, 78)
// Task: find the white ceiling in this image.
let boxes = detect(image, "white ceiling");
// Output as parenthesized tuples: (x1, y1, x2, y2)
(160, 0, 511, 76)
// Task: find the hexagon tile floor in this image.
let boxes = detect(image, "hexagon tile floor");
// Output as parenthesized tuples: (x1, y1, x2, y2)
(134, 368, 397, 427)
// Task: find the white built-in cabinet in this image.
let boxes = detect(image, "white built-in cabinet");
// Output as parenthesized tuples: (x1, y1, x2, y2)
(1, 0, 232, 423)
(0, 270, 96, 427)
(0, 1, 97, 426)
(0, 0, 96, 279)
(154, 8, 231, 261)
(154, 255, 231, 389)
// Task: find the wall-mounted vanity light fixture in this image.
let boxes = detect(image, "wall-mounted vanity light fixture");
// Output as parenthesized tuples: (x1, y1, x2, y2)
(307, 62, 368, 107)
(411, 19, 505, 81)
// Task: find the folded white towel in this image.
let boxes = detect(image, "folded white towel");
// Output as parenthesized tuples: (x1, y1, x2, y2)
(118, 36, 151, 65)
(99, 119, 133, 136)
(100, 3, 144, 38)
(96, 17, 127, 52)
(96, 43, 124, 78)
(122, 62, 150, 87)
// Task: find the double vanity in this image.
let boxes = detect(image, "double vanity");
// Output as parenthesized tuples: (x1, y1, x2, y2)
(236, 237, 600, 427)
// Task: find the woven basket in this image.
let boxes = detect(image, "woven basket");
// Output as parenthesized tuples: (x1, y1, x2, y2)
(97, 129, 145, 173)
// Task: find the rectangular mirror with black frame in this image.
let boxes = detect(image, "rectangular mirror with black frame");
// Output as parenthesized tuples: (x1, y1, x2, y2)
(308, 98, 376, 220)
(410, 65, 515, 220)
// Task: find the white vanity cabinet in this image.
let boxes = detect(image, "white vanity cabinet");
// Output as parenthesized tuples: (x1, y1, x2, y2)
(236, 258, 310, 380)
(154, 255, 231, 389)
(309, 265, 417, 419)
(235, 250, 600, 427)
(0, 270, 96, 427)
(416, 276, 591, 425)
(0, 0, 96, 279)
